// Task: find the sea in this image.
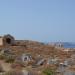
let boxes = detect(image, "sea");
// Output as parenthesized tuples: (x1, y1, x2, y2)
(63, 42, 75, 48)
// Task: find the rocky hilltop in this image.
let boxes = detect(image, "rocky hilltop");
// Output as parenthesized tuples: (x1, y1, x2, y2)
(0, 35, 74, 75)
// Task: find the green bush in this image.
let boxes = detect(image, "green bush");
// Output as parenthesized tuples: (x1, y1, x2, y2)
(0, 54, 5, 60)
(3, 70, 23, 75)
(43, 68, 55, 75)
(5, 55, 15, 63)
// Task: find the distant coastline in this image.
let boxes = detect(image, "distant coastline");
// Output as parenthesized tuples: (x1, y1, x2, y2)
(48, 42, 75, 48)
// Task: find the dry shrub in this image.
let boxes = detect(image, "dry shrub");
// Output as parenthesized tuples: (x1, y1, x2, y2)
(4, 70, 23, 75)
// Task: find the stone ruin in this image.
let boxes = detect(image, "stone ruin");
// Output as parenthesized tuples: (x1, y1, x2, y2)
(0, 34, 15, 46)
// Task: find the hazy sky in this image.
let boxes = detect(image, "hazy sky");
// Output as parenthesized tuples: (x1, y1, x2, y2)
(0, 0, 75, 42)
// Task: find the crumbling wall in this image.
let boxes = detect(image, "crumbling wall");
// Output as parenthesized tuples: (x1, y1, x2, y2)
(3, 34, 15, 46)
(0, 37, 3, 46)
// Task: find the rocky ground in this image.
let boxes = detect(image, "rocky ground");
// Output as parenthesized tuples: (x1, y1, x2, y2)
(0, 40, 74, 75)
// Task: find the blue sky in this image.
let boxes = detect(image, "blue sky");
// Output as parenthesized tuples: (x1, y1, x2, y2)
(0, 0, 75, 42)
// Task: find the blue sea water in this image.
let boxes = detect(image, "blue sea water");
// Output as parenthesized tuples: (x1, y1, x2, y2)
(64, 45, 75, 48)
(63, 43, 75, 48)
